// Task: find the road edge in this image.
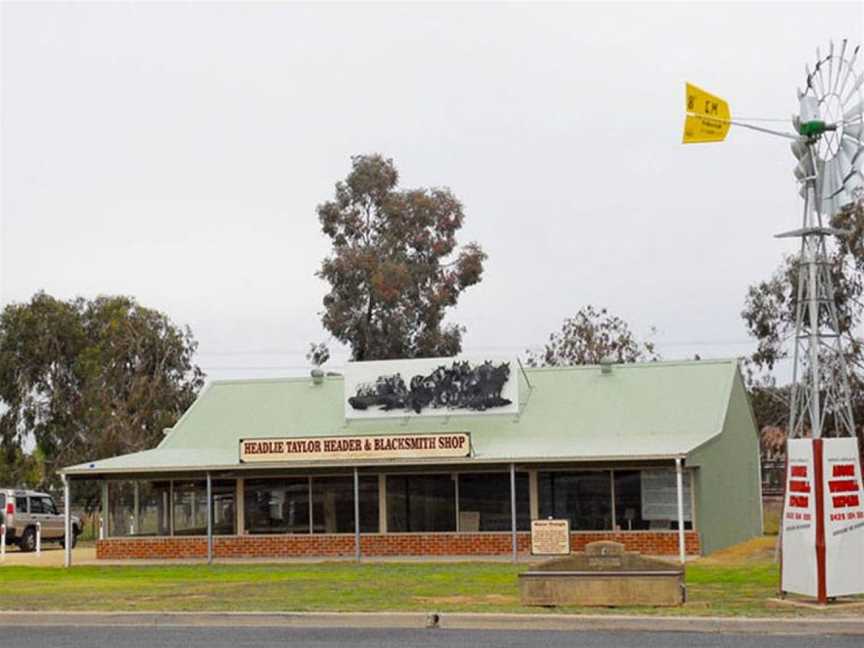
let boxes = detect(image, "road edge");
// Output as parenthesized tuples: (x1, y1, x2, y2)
(0, 611, 862, 635)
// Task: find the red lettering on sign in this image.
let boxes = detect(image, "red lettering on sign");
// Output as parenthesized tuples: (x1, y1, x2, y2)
(789, 480, 811, 493)
(788, 495, 809, 508)
(791, 466, 808, 478)
(829, 480, 858, 493)
(833, 464, 855, 477)
(832, 494, 860, 508)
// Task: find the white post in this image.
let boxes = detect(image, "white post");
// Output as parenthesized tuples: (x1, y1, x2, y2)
(133, 481, 140, 535)
(1, 523, 5, 560)
(63, 475, 71, 567)
(675, 458, 686, 564)
(99, 516, 104, 540)
(36, 521, 41, 555)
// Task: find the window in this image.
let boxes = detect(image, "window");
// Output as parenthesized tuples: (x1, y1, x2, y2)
(634, 469, 693, 530)
(457, 473, 530, 531)
(245, 478, 310, 534)
(15, 497, 27, 512)
(311, 476, 379, 534)
(172, 481, 207, 535)
(28, 497, 45, 514)
(614, 471, 649, 530)
(137, 482, 171, 536)
(538, 471, 612, 531)
(387, 474, 455, 532)
(173, 480, 236, 536)
(211, 481, 236, 535)
(40, 497, 57, 515)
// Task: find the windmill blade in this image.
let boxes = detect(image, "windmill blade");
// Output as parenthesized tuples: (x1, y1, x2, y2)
(832, 40, 847, 95)
(827, 41, 835, 95)
(843, 71, 864, 106)
(841, 137, 860, 162)
(845, 122, 864, 140)
(820, 159, 836, 214)
(845, 170, 864, 198)
(830, 160, 853, 210)
(844, 99, 864, 123)
(837, 45, 860, 100)
(815, 47, 828, 97)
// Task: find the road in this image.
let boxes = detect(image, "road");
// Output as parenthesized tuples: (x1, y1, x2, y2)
(1, 626, 859, 648)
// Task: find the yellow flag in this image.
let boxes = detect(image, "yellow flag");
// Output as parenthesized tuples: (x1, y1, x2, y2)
(683, 83, 731, 143)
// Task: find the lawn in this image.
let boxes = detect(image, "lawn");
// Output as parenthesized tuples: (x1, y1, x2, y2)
(0, 537, 860, 617)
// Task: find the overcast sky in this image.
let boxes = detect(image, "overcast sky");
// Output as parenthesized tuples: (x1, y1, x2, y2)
(2, 1, 863, 381)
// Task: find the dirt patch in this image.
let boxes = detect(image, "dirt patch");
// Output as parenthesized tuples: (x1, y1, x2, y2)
(696, 536, 776, 565)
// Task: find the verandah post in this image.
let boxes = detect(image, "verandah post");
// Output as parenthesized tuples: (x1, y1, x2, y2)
(510, 463, 517, 563)
(675, 457, 686, 564)
(353, 467, 361, 562)
(206, 472, 213, 565)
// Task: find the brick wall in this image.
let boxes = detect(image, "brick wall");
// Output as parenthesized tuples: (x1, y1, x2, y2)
(96, 531, 701, 560)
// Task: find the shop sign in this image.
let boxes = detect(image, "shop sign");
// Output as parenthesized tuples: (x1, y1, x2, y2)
(239, 432, 471, 463)
(782, 437, 864, 599)
(531, 519, 571, 555)
(343, 356, 519, 420)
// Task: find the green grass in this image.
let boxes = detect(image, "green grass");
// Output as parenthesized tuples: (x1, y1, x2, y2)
(0, 538, 860, 617)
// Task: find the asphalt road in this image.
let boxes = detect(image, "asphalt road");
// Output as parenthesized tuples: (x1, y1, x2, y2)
(1, 626, 859, 648)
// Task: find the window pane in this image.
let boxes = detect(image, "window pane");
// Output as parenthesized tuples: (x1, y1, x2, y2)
(173, 481, 207, 536)
(636, 469, 693, 530)
(387, 474, 455, 532)
(538, 471, 612, 531)
(312, 476, 378, 534)
(137, 482, 171, 536)
(41, 497, 57, 515)
(244, 478, 309, 534)
(614, 471, 649, 530)
(15, 497, 27, 512)
(108, 482, 134, 536)
(212, 480, 236, 535)
(458, 473, 530, 531)
(29, 498, 45, 514)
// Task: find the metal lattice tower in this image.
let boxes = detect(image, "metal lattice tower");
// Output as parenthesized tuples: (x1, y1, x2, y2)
(782, 171, 856, 439)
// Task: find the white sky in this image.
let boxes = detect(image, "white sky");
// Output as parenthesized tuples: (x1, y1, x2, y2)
(2, 1, 863, 381)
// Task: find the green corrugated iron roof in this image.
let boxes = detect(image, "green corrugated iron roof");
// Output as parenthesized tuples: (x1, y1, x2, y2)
(63, 358, 742, 476)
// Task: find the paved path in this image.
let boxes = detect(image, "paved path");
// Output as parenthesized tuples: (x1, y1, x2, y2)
(1, 626, 860, 648)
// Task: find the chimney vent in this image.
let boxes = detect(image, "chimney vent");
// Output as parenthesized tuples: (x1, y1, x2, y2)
(600, 357, 615, 375)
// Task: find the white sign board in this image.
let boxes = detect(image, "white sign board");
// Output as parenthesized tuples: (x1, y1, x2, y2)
(641, 470, 692, 521)
(240, 433, 471, 463)
(781, 438, 818, 598)
(782, 437, 864, 600)
(343, 356, 519, 420)
(531, 519, 571, 555)
(823, 437, 864, 597)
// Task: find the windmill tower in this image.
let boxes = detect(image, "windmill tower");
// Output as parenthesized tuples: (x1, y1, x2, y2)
(684, 40, 864, 604)
(785, 42, 863, 442)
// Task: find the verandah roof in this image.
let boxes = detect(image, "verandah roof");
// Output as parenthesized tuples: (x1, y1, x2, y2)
(63, 358, 742, 477)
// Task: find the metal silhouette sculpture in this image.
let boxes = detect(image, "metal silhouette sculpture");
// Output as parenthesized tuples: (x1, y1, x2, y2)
(348, 360, 512, 414)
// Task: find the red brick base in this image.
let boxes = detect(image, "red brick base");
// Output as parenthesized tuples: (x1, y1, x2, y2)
(96, 531, 701, 560)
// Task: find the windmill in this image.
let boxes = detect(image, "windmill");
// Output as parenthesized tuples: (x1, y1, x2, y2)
(684, 40, 864, 604)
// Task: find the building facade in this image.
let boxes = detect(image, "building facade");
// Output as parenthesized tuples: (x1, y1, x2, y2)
(62, 357, 763, 561)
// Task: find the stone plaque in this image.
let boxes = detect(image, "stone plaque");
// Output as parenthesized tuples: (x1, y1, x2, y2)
(585, 541, 625, 568)
(531, 519, 571, 555)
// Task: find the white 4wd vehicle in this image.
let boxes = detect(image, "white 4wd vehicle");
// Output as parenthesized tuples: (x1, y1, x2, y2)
(0, 489, 81, 552)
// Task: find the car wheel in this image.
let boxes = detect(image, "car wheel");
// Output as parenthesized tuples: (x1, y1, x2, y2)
(60, 528, 78, 549)
(20, 527, 37, 552)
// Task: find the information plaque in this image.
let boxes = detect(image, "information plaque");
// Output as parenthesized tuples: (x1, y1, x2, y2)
(531, 519, 571, 555)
